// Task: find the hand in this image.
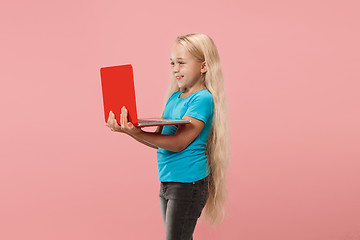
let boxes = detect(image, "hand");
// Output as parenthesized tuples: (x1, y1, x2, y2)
(105, 106, 142, 136)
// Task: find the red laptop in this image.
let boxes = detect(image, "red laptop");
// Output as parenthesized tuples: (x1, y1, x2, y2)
(100, 64, 191, 127)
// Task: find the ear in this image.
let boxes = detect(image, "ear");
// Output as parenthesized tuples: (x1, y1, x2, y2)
(200, 61, 207, 74)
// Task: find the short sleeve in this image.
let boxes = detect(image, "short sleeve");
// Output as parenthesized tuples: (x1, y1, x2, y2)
(184, 92, 214, 124)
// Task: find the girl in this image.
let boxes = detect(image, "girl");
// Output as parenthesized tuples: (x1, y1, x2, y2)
(106, 32, 229, 240)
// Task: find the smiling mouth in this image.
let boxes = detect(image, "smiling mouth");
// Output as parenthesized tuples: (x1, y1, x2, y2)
(176, 75, 184, 80)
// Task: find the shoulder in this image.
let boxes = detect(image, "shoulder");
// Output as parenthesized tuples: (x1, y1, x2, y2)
(187, 89, 214, 113)
(189, 89, 214, 104)
(184, 89, 214, 123)
(200, 89, 213, 100)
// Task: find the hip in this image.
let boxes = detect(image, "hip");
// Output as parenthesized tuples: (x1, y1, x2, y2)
(159, 175, 210, 201)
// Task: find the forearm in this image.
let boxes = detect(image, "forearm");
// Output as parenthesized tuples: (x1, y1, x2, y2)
(132, 130, 182, 152)
(128, 131, 158, 149)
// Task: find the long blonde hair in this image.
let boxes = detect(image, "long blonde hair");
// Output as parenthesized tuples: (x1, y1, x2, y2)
(162, 33, 230, 225)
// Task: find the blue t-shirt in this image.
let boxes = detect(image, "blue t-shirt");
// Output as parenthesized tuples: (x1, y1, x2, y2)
(157, 88, 214, 183)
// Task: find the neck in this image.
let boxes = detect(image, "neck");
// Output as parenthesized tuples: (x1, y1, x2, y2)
(182, 83, 206, 95)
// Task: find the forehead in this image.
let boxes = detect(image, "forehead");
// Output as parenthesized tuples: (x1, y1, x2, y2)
(170, 43, 191, 60)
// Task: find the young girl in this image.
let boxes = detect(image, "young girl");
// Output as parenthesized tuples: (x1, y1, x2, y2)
(106, 32, 229, 240)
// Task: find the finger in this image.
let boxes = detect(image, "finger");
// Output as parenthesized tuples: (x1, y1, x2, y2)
(121, 107, 124, 127)
(120, 108, 124, 128)
(111, 111, 118, 126)
(107, 111, 112, 123)
(123, 107, 128, 125)
(108, 112, 113, 122)
(112, 112, 117, 126)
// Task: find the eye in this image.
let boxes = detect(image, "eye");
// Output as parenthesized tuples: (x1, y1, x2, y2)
(170, 61, 184, 65)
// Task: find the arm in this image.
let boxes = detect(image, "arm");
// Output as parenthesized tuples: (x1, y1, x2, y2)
(106, 110, 163, 149)
(129, 132, 159, 149)
(132, 115, 204, 152)
(107, 108, 204, 152)
(128, 119, 164, 149)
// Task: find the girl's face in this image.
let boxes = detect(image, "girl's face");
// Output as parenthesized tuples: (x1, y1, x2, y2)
(170, 43, 206, 90)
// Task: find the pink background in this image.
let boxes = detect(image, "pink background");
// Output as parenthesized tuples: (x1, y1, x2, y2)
(1, 0, 359, 239)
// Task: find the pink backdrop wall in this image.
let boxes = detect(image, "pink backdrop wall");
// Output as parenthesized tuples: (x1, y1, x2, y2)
(1, 0, 359, 239)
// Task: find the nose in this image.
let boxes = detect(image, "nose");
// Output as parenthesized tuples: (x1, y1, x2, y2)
(173, 63, 180, 73)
